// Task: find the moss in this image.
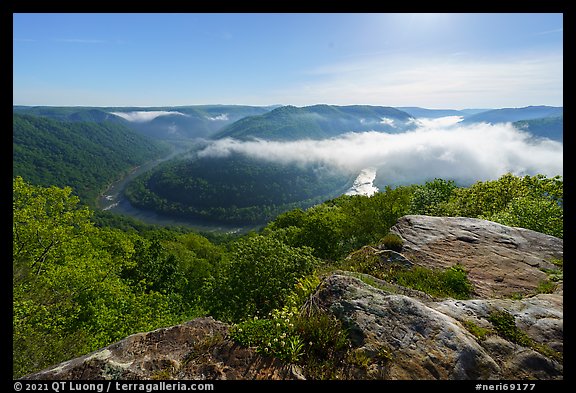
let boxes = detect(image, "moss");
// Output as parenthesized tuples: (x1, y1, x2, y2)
(150, 368, 174, 380)
(487, 310, 562, 362)
(462, 320, 492, 341)
(346, 348, 371, 369)
(536, 279, 558, 294)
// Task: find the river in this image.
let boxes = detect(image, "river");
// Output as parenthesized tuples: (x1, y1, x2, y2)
(97, 145, 379, 233)
(96, 146, 255, 233)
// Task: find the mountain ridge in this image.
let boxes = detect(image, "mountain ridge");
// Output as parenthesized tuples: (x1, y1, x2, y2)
(213, 104, 416, 141)
(460, 105, 563, 124)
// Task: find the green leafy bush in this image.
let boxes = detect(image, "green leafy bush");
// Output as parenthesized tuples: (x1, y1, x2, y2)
(230, 276, 350, 373)
(208, 236, 319, 322)
(488, 310, 532, 347)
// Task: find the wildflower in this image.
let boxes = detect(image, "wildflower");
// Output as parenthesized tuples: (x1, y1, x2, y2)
(238, 328, 243, 333)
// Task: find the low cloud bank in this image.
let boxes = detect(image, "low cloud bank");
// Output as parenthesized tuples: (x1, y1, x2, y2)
(199, 120, 562, 186)
(206, 113, 229, 121)
(110, 111, 189, 122)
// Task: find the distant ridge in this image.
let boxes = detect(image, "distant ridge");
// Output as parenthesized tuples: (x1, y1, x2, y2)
(214, 104, 416, 141)
(461, 105, 563, 124)
(13, 105, 275, 139)
(396, 107, 494, 118)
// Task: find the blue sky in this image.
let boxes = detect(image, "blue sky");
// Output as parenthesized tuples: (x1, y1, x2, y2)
(13, 13, 563, 109)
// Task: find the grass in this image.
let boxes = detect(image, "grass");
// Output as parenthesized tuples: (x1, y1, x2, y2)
(340, 244, 474, 300)
(390, 264, 473, 300)
(379, 233, 404, 252)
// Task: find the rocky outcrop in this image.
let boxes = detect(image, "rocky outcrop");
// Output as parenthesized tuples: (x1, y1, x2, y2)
(22, 317, 303, 380)
(312, 273, 562, 380)
(24, 216, 563, 380)
(389, 215, 563, 298)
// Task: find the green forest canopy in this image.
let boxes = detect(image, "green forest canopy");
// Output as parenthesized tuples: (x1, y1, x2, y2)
(13, 172, 562, 378)
(13, 113, 169, 205)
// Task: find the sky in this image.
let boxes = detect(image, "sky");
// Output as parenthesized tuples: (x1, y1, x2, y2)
(13, 13, 563, 109)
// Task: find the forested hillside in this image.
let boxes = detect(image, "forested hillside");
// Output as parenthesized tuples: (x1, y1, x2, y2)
(13, 114, 169, 204)
(125, 153, 352, 224)
(461, 105, 562, 124)
(13, 173, 562, 378)
(513, 116, 563, 142)
(214, 104, 415, 140)
(13, 105, 275, 140)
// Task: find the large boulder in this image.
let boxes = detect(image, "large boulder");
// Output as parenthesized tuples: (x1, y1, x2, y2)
(389, 215, 563, 298)
(312, 273, 562, 380)
(22, 317, 304, 380)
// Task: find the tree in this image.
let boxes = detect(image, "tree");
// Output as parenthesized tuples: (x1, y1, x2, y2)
(12, 177, 202, 378)
(409, 178, 457, 216)
(208, 235, 319, 322)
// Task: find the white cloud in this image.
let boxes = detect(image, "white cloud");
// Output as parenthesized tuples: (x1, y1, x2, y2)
(276, 51, 562, 109)
(198, 121, 562, 186)
(379, 117, 396, 126)
(407, 116, 463, 128)
(109, 111, 189, 122)
(206, 113, 229, 121)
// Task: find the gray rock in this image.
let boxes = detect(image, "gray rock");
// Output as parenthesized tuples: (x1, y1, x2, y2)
(313, 274, 501, 379)
(389, 215, 563, 298)
(312, 272, 562, 379)
(22, 317, 303, 380)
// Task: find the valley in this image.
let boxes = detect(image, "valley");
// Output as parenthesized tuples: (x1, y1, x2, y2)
(12, 12, 563, 383)
(12, 103, 564, 381)
(96, 147, 263, 233)
(13, 104, 563, 231)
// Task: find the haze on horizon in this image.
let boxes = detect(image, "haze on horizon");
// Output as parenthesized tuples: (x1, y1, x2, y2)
(13, 13, 562, 109)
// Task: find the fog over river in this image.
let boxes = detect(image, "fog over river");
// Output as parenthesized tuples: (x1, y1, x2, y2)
(345, 168, 379, 196)
(98, 115, 562, 232)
